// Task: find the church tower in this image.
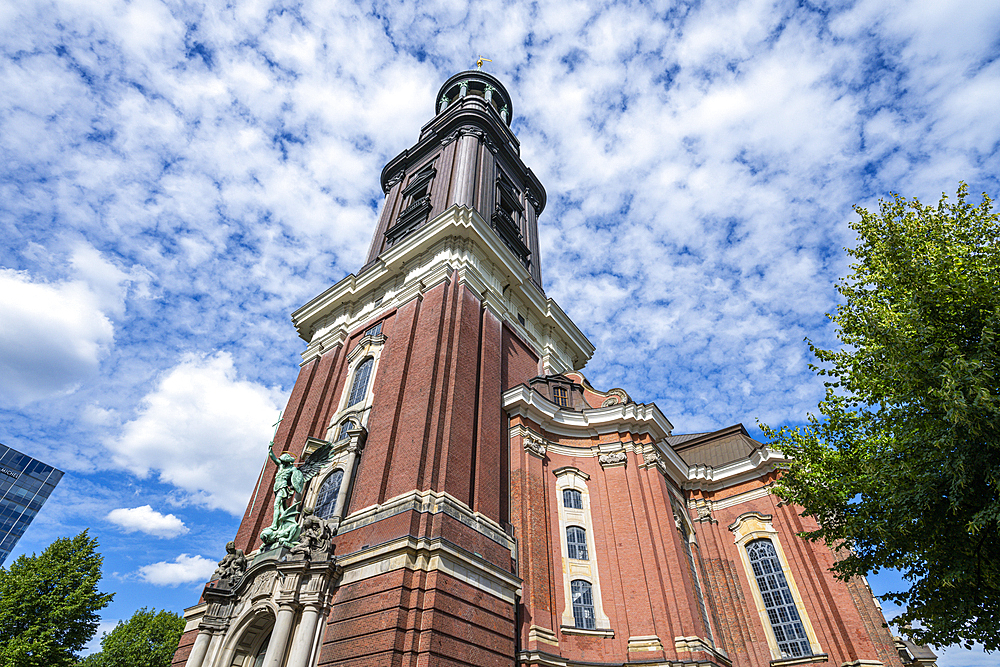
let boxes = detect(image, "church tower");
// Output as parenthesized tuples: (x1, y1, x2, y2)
(173, 69, 593, 667)
(172, 70, 917, 667)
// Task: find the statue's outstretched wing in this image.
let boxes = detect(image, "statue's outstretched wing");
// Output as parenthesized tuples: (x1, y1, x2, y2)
(298, 443, 334, 482)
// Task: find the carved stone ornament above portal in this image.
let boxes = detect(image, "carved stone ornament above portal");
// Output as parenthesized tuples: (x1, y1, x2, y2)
(598, 450, 627, 468)
(211, 541, 247, 588)
(289, 509, 335, 562)
(523, 432, 547, 458)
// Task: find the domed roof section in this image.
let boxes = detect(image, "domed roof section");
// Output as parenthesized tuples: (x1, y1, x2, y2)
(435, 70, 514, 125)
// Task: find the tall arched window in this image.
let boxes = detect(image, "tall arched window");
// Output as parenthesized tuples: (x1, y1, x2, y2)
(563, 488, 583, 509)
(314, 470, 344, 519)
(347, 358, 373, 407)
(747, 539, 811, 658)
(570, 580, 596, 629)
(337, 420, 354, 441)
(566, 526, 588, 560)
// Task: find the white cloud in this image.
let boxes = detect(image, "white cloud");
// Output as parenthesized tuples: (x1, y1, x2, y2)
(137, 553, 217, 586)
(107, 351, 284, 514)
(106, 505, 189, 538)
(0, 247, 128, 406)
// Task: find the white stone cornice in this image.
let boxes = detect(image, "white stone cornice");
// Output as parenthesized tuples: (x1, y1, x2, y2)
(504, 385, 790, 490)
(682, 447, 789, 492)
(503, 385, 692, 484)
(292, 206, 594, 372)
(336, 534, 521, 603)
(502, 384, 675, 438)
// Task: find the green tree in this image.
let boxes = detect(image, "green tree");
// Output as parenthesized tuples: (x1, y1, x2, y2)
(763, 183, 1000, 650)
(0, 531, 114, 666)
(79, 608, 185, 667)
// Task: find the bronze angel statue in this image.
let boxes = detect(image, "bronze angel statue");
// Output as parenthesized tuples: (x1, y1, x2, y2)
(260, 441, 335, 550)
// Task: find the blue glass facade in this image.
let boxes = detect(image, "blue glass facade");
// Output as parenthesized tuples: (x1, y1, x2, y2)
(0, 444, 63, 566)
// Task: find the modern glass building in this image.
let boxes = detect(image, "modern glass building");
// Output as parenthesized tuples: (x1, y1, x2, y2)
(0, 444, 63, 566)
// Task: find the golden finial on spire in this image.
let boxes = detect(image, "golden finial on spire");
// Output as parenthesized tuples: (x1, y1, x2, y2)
(476, 56, 492, 70)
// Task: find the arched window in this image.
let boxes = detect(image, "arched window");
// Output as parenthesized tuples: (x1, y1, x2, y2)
(337, 420, 354, 441)
(314, 470, 344, 520)
(747, 539, 811, 658)
(570, 580, 596, 629)
(252, 634, 270, 667)
(348, 358, 373, 407)
(563, 488, 583, 509)
(566, 526, 588, 560)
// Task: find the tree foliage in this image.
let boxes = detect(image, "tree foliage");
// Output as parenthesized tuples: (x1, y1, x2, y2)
(763, 183, 1000, 650)
(0, 531, 114, 666)
(79, 608, 185, 667)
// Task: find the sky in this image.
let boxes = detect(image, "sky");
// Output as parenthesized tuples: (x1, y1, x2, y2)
(0, 0, 997, 663)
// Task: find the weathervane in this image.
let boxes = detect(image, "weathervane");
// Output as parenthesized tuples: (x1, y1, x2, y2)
(476, 56, 492, 70)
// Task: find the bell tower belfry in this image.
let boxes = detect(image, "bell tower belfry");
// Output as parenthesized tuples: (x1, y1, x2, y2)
(366, 71, 546, 289)
(172, 70, 594, 667)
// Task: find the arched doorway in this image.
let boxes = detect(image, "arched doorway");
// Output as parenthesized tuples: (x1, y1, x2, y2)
(226, 611, 274, 667)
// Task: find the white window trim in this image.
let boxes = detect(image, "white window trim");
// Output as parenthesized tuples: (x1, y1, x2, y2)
(730, 512, 822, 660)
(309, 467, 345, 519)
(325, 331, 387, 440)
(554, 467, 612, 633)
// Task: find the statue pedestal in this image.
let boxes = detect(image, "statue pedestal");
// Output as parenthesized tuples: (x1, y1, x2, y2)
(251, 545, 289, 566)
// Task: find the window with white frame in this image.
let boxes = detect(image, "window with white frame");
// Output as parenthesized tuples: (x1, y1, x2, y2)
(730, 512, 821, 660)
(563, 488, 583, 509)
(347, 358, 373, 407)
(571, 580, 596, 629)
(336, 420, 354, 441)
(554, 465, 612, 634)
(566, 526, 588, 560)
(747, 539, 811, 658)
(314, 469, 344, 520)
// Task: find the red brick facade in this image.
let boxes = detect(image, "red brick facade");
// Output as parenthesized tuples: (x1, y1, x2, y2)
(505, 378, 905, 667)
(173, 71, 912, 667)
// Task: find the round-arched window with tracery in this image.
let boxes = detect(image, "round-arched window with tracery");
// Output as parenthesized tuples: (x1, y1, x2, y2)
(314, 469, 344, 519)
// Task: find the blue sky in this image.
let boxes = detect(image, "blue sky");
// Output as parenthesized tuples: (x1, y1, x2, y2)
(1, 0, 997, 663)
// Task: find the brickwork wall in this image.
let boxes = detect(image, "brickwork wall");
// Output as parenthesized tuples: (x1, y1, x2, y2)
(509, 419, 907, 667)
(170, 627, 198, 667)
(501, 325, 539, 391)
(342, 279, 513, 525)
(697, 482, 904, 667)
(475, 308, 504, 521)
(188, 273, 532, 667)
(847, 576, 904, 667)
(318, 568, 514, 667)
(511, 430, 718, 666)
(509, 431, 556, 650)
